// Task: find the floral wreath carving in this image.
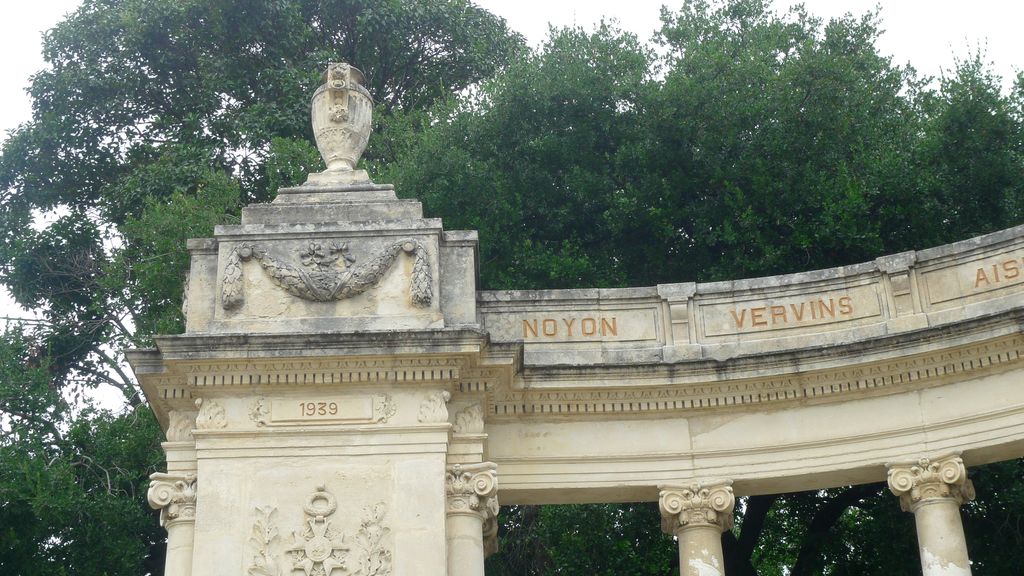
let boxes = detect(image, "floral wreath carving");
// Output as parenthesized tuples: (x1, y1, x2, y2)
(222, 239, 432, 310)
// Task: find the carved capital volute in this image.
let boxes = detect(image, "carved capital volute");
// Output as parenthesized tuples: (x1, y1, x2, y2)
(659, 480, 735, 535)
(887, 454, 976, 513)
(445, 462, 499, 520)
(148, 472, 197, 527)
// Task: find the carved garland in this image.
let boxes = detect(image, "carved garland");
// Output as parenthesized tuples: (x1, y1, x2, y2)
(222, 239, 432, 310)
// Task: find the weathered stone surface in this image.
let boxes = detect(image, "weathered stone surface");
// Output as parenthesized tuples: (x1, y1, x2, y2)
(478, 223, 1024, 364)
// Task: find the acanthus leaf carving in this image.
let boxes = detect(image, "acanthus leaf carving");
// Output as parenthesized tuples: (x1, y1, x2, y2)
(148, 473, 197, 527)
(659, 480, 735, 534)
(166, 410, 198, 442)
(195, 398, 227, 429)
(453, 403, 484, 434)
(417, 391, 451, 424)
(221, 239, 432, 311)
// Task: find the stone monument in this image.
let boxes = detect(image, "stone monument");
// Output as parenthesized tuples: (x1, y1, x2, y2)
(131, 63, 1024, 576)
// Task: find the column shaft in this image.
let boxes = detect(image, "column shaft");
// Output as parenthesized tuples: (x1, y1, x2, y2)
(445, 463, 498, 576)
(447, 512, 486, 576)
(660, 480, 735, 576)
(912, 499, 972, 576)
(676, 524, 726, 576)
(164, 520, 195, 576)
(888, 454, 975, 576)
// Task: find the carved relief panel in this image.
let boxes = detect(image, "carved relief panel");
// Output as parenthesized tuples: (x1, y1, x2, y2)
(247, 485, 392, 576)
(215, 235, 441, 327)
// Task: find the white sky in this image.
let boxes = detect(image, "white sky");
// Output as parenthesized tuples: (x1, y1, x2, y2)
(0, 0, 1021, 320)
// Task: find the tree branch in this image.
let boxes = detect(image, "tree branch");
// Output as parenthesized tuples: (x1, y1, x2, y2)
(790, 483, 884, 576)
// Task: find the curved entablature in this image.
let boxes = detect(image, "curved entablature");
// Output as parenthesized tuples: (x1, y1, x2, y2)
(479, 223, 1024, 366)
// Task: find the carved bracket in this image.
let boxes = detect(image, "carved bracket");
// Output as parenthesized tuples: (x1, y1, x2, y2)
(659, 480, 735, 535)
(221, 239, 432, 310)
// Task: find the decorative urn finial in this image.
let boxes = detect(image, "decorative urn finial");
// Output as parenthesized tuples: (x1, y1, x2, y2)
(307, 62, 374, 185)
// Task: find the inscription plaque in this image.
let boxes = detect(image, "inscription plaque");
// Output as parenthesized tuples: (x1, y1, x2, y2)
(482, 308, 659, 343)
(270, 396, 374, 424)
(701, 284, 882, 337)
(922, 250, 1024, 305)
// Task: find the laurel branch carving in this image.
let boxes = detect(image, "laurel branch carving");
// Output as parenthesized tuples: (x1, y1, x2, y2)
(221, 239, 432, 310)
(248, 485, 392, 576)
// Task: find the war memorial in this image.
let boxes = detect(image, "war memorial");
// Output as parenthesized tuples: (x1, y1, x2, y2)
(129, 64, 1024, 576)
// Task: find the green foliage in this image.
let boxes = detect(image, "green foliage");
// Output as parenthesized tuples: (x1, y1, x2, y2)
(487, 504, 676, 576)
(1, 327, 165, 575)
(117, 166, 241, 339)
(387, 23, 654, 289)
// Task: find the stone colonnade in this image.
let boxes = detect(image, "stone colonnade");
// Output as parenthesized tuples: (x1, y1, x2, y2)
(652, 453, 978, 576)
(145, 454, 977, 576)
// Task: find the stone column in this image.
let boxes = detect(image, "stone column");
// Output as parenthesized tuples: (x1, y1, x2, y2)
(887, 454, 975, 576)
(445, 463, 499, 576)
(148, 473, 198, 576)
(659, 480, 735, 576)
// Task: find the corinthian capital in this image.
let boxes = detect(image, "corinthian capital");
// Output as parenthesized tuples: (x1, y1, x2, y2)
(659, 480, 735, 534)
(148, 472, 197, 527)
(887, 454, 976, 512)
(445, 462, 499, 519)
